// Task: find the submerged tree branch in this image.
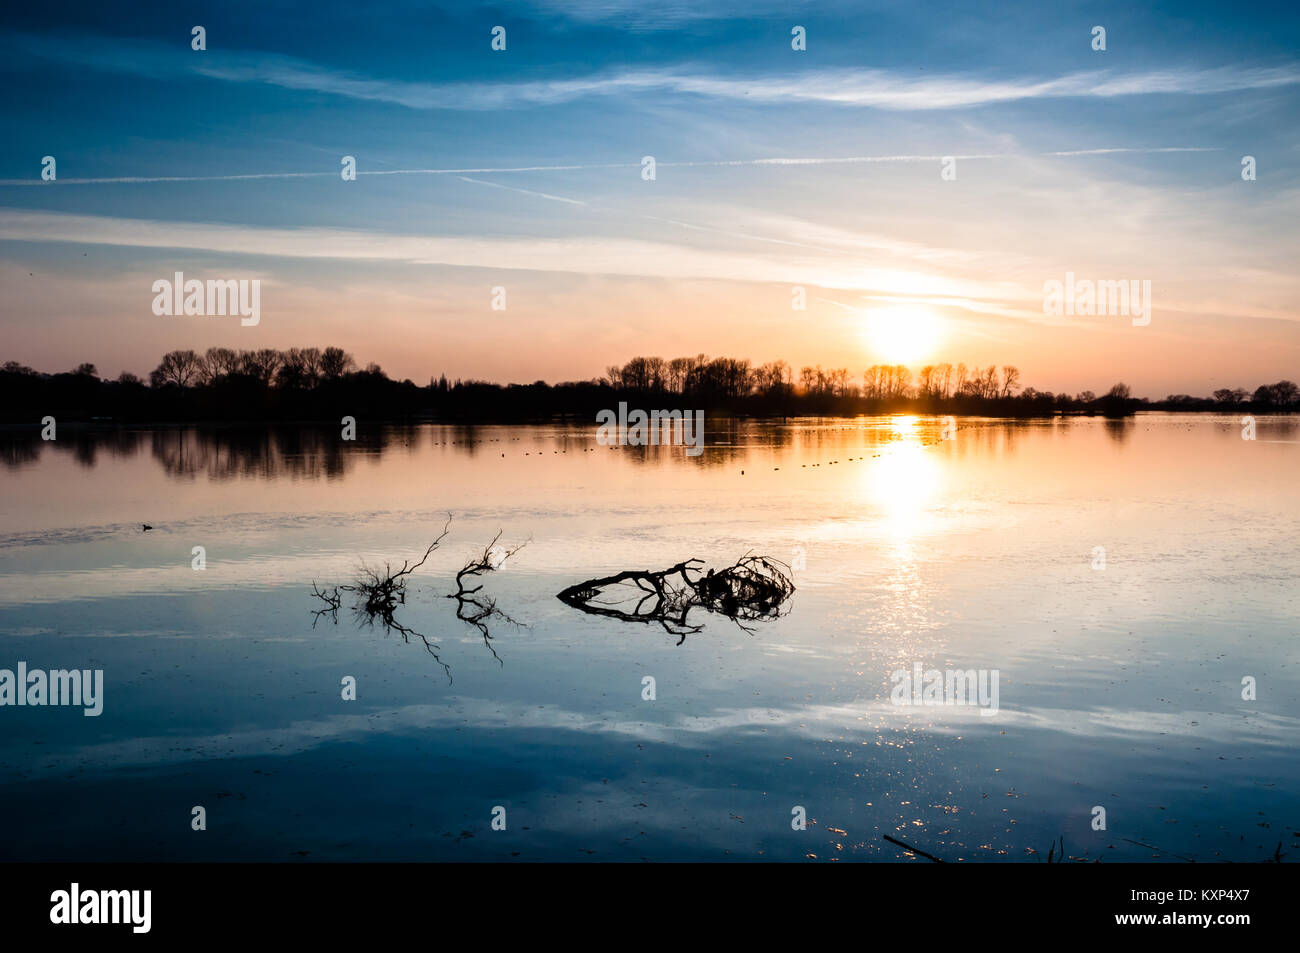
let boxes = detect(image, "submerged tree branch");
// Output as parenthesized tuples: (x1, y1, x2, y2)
(556, 554, 794, 642)
(448, 532, 530, 663)
(311, 514, 455, 681)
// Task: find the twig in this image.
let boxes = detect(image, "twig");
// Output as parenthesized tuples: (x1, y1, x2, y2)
(1122, 837, 1196, 863)
(883, 834, 945, 863)
(448, 531, 530, 663)
(309, 514, 454, 680)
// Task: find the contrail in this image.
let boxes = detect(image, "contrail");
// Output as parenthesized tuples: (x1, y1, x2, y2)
(0, 163, 629, 186)
(455, 175, 589, 206)
(0, 147, 1220, 187)
(1044, 147, 1220, 156)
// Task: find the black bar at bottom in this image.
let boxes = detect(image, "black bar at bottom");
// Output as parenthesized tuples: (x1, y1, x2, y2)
(1, 861, 1285, 939)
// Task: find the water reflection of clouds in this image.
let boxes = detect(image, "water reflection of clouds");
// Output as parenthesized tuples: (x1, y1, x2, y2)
(14, 694, 1293, 781)
(0, 552, 368, 606)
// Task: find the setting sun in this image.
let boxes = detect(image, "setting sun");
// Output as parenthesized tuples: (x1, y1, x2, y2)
(864, 306, 943, 364)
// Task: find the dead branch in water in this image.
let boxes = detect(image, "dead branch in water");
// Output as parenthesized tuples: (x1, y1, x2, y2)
(448, 531, 530, 663)
(556, 553, 794, 643)
(346, 516, 452, 619)
(310, 581, 341, 619)
(1046, 835, 1065, 864)
(1121, 837, 1196, 863)
(453, 530, 529, 596)
(882, 834, 945, 863)
(311, 514, 454, 680)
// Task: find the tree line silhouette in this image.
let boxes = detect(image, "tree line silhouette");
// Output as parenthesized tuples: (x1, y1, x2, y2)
(2, 348, 1297, 423)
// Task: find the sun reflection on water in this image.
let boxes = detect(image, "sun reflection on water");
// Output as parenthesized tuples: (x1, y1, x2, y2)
(861, 417, 947, 693)
(866, 417, 941, 538)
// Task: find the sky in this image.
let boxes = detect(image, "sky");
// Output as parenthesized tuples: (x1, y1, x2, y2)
(1, 0, 1298, 397)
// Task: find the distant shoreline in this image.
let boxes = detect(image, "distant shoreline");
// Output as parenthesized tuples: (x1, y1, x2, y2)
(0, 407, 1293, 432)
(4, 350, 1296, 425)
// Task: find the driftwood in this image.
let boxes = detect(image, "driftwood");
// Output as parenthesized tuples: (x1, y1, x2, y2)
(312, 515, 454, 680)
(556, 554, 794, 643)
(883, 834, 945, 863)
(447, 531, 529, 663)
(310, 518, 531, 677)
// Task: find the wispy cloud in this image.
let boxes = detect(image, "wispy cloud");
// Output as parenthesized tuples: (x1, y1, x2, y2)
(9, 31, 1298, 112)
(6, 201, 1293, 326)
(0, 147, 1219, 187)
(618, 65, 1300, 110)
(0, 207, 1044, 314)
(518, 0, 802, 31)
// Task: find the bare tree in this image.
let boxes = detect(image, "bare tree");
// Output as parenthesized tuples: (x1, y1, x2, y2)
(666, 357, 692, 394)
(200, 347, 240, 384)
(863, 365, 881, 400)
(239, 348, 282, 385)
(319, 347, 356, 381)
(979, 365, 998, 399)
(277, 347, 324, 389)
(936, 363, 953, 400)
(799, 366, 816, 395)
(150, 350, 202, 388)
(918, 365, 937, 398)
(954, 363, 970, 397)
(1001, 365, 1021, 398)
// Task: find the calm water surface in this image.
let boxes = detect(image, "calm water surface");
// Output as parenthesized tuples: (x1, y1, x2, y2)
(0, 414, 1296, 861)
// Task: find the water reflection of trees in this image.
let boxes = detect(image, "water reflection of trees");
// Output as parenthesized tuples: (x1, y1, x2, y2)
(2, 421, 799, 476)
(0, 425, 420, 480)
(0, 437, 41, 468)
(0, 418, 985, 475)
(944, 418, 1035, 461)
(5, 416, 1288, 478)
(1103, 418, 1133, 444)
(1, 428, 148, 470)
(149, 427, 394, 481)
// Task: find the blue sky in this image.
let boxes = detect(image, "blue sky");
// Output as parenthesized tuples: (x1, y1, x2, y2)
(2, 0, 1298, 394)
